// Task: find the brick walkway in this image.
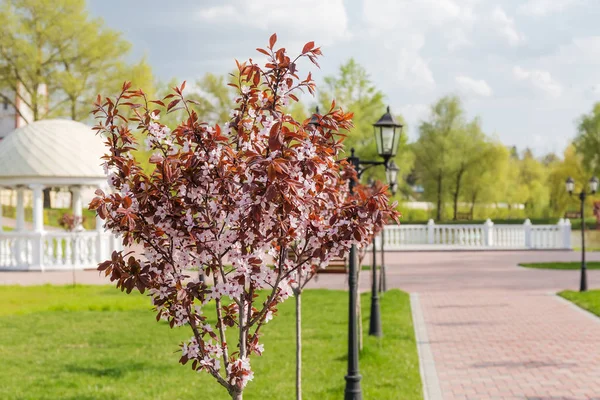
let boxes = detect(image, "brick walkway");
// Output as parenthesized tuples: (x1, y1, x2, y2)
(309, 251, 600, 400)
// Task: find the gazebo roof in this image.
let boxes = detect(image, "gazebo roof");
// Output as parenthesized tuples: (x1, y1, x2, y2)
(0, 119, 107, 186)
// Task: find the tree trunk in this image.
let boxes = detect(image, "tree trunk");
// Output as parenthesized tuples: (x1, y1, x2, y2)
(470, 192, 477, 220)
(70, 96, 77, 120)
(230, 391, 243, 400)
(452, 168, 465, 221)
(295, 290, 302, 400)
(43, 188, 51, 209)
(452, 191, 459, 221)
(436, 172, 443, 221)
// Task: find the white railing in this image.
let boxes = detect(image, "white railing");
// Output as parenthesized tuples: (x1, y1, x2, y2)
(0, 230, 122, 271)
(379, 219, 572, 250)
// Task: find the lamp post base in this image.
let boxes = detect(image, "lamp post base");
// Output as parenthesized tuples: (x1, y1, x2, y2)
(344, 374, 363, 400)
(580, 265, 588, 292)
(368, 295, 382, 337)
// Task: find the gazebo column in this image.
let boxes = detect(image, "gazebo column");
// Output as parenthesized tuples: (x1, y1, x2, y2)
(31, 184, 45, 233)
(15, 186, 25, 232)
(30, 184, 45, 271)
(71, 186, 83, 231)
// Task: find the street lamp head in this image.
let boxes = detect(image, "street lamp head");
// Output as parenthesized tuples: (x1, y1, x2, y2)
(566, 177, 575, 195)
(308, 106, 320, 127)
(590, 176, 599, 194)
(373, 106, 403, 160)
(386, 160, 400, 195)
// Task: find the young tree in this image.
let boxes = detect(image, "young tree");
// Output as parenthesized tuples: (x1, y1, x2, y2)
(288, 177, 394, 400)
(91, 35, 398, 400)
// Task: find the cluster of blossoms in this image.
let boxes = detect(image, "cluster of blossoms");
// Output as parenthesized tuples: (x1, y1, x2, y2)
(90, 34, 398, 400)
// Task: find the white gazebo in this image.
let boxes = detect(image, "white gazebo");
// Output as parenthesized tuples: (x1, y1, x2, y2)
(0, 119, 120, 271)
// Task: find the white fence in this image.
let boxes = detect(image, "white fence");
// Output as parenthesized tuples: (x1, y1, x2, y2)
(379, 219, 571, 250)
(0, 231, 122, 271)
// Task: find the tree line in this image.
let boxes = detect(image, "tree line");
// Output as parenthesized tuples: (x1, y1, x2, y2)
(1, 0, 597, 221)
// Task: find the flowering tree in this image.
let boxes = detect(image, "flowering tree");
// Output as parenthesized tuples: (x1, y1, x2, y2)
(58, 213, 84, 232)
(90, 34, 399, 399)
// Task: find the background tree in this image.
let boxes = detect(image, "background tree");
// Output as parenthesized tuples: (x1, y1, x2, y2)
(0, 0, 153, 208)
(0, 0, 151, 123)
(413, 96, 464, 220)
(575, 102, 600, 175)
(448, 118, 489, 220)
(461, 142, 509, 219)
(519, 149, 550, 217)
(548, 145, 590, 216)
(318, 59, 413, 187)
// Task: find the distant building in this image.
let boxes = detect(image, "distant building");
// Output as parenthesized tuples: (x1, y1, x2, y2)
(0, 83, 47, 140)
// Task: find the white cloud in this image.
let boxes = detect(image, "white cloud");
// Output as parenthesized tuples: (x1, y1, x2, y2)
(197, 0, 350, 45)
(361, 0, 477, 91)
(513, 66, 562, 97)
(518, 0, 582, 16)
(548, 36, 600, 65)
(397, 103, 430, 138)
(491, 6, 524, 46)
(363, 0, 475, 30)
(390, 34, 436, 91)
(455, 76, 493, 97)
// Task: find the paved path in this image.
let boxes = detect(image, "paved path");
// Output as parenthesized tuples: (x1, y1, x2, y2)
(309, 251, 600, 400)
(3, 249, 600, 398)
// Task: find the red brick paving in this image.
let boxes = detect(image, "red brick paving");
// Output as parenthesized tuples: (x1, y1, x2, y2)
(310, 250, 600, 400)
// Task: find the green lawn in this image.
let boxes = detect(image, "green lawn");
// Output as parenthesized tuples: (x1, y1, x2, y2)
(0, 285, 422, 400)
(2, 205, 97, 230)
(559, 290, 600, 317)
(519, 262, 600, 270)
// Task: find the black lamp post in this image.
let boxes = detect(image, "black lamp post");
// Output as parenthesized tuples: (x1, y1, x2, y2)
(310, 106, 402, 400)
(379, 161, 399, 293)
(566, 176, 598, 292)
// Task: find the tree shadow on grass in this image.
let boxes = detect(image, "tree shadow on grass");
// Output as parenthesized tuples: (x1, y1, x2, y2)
(64, 361, 148, 379)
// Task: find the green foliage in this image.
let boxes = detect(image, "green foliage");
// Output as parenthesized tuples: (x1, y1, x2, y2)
(0, 286, 422, 400)
(413, 96, 480, 220)
(520, 262, 600, 270)
(547, 145, 591, 217)
(559, 290, 600, 317)
(0, 0, 153, 122)
(319, 59, 414, 188)
(574, 102, 600, 175)
(2, 205, 96, 229)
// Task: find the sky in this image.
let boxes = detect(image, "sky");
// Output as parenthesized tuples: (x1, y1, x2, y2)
(88, 0, 600, 156)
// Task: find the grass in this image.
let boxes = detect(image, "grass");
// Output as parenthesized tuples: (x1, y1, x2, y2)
(0, 285, 422, 400)
(2, 226, 13, 231)
(559, 290, 600, 317)
(2, 205, 97, 230)
(519, 262, 600, 270)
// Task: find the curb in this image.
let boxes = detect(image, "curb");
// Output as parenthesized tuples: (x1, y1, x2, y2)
(410, 293, 443, 400)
